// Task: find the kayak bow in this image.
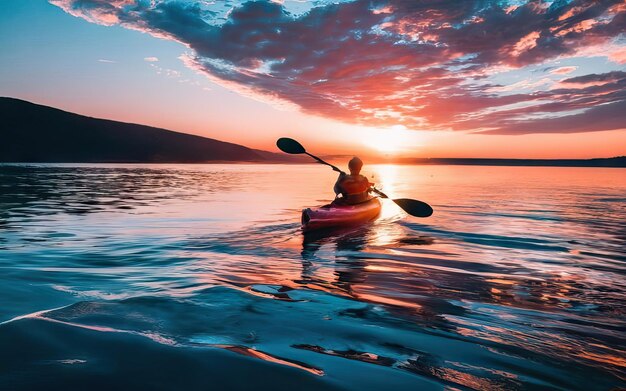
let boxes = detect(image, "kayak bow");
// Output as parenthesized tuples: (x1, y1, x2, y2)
(301, 198, 382, 232)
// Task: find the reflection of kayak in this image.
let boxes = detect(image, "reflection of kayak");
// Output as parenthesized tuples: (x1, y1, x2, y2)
(301, 198, 382, 232)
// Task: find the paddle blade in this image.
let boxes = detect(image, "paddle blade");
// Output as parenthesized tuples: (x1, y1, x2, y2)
(276, 138, 306, 154)
(393, 198, 433, 218)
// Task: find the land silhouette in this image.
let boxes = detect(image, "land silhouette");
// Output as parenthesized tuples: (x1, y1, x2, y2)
(0, 98, 292, 163)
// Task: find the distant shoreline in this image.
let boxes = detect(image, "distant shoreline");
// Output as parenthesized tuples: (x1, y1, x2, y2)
(389, 157, 626, 168)
(1, 157, 624, 168)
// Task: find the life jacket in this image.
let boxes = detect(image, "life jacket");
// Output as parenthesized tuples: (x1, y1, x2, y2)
(338, 175, 371, 204)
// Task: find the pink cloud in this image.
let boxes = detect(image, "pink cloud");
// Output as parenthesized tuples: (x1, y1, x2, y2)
(49, 0, 135, 26)
(511, 31, 541, 57)
(550, 66, 578, 75)
(608, 46, 626, 64)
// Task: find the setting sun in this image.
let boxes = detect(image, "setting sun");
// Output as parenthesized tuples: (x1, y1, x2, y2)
(362, 125, 421, 154)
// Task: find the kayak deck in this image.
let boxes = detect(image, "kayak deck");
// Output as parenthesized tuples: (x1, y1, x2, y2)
(301, 197, 382, 232)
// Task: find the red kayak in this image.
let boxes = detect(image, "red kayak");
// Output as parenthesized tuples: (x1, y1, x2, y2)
(301, 198, 382, 232)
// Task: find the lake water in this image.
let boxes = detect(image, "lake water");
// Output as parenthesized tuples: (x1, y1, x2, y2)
(0, 163, 624, 390)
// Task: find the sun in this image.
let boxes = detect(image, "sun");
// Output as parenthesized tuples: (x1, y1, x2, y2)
(365, 133, 402, 152)
(362, 125, 418, 154)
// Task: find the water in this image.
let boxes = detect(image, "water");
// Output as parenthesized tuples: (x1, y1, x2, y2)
(1, 163, 624, 390)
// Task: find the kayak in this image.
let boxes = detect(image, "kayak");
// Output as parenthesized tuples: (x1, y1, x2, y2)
(301, 197, 382, 232)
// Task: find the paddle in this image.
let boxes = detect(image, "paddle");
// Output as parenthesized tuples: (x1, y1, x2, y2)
(276, 137, 433, 218)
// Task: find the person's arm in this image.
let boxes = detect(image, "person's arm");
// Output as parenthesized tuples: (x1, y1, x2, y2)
(334, 172, 346, 196)
(363, 175, 375, 192)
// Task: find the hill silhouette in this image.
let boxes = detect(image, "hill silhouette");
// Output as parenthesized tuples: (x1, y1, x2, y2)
(0, 97, 291, 163)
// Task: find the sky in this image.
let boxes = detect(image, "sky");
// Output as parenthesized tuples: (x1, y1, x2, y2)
(0, 0, 625, 159)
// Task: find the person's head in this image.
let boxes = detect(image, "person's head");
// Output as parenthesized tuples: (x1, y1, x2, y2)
(348, 156, 363, 175)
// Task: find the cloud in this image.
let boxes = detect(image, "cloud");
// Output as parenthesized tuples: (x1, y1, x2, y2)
(488, 77, 554, 93)
(482, 99, 626, 134)
(555, 70, 626, 88)
(562, 70, 626, 84)
(550, 66, 578, 74)
(147, 62, 181, 78)
(144, 56, 159, 62)
(608, 45, 626, 63)
(97, 59, 116, 63)
(51, 0, 626, 134)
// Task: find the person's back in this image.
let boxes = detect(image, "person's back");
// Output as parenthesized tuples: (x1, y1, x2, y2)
(334, 157, 373, 205)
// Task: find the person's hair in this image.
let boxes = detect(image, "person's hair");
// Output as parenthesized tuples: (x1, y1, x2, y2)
(348, 156, 363, 173)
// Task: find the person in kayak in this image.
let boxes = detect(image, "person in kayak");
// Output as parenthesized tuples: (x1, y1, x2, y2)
(333, 156, 374, 205)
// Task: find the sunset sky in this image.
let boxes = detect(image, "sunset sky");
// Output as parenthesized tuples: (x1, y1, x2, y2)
(1, 0, 625, 158)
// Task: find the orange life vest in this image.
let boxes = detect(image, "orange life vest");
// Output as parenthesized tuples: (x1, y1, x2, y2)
(338, 175, 371, 204)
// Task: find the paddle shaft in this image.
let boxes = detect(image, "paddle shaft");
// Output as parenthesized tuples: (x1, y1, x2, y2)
(305, 152, 344, 174)
(370, 187, 390, 199)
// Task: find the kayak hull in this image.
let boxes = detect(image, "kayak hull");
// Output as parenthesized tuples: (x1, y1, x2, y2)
(301, 198, 382, 232)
